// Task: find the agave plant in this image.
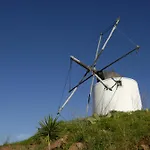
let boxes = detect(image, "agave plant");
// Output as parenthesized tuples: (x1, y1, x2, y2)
(37, 115, 60, 150)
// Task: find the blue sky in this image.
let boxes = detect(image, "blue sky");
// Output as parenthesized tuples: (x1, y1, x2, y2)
(0, 0, 150, 144)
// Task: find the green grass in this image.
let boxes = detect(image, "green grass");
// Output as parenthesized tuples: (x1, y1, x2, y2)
(57, 110, 150, 149)
(4, 110, 150, 150)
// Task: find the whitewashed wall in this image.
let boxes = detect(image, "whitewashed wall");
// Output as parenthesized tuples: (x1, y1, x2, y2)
(92, 77, 142, 115)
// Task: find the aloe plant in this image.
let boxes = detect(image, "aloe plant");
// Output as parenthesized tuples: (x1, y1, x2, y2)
(37, 115, 60, 150)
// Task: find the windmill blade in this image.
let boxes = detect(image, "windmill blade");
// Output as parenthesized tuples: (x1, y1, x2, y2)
(100, 46, 140, 72)
(86, 33, 103, 113)
(86, 75, 95, 114)
(94, 33, 103, 65)
(69, 18, 120, 94)
(57, 87, 78, 117)
(69, 54, 93, 93)
(68, 56, 94, 93)
(69, 74, 93, 93)
(92, 17, 120, 67)
(69, 45, 140, 92)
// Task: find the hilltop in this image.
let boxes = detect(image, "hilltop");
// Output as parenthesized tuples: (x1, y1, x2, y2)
(1, 110, 150, 150)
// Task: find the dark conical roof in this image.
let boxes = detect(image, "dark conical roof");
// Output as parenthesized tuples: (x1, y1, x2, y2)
(97, 70, 121, 81)
(103, 71, 121, 79)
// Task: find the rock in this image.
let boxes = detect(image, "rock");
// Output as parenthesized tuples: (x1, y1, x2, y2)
(50, 135, 68, 150)
(69, 142, 85, 150)
(140, 144, 149, 150)
(137, 136, 150, 150)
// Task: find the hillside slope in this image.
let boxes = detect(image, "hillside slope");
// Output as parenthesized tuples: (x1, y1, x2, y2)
(1, 110, 150, 150)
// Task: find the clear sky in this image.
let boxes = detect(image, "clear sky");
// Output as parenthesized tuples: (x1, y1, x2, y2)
(0, 0, 150, 144)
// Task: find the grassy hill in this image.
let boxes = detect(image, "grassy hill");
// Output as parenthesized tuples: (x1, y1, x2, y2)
(1, 110, 150, 150)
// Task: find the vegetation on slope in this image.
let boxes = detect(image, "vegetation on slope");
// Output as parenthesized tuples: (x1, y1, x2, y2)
(1, 110, 150, 150)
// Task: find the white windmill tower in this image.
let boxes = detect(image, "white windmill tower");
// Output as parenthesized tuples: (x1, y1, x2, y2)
(57, 18, 142, 117)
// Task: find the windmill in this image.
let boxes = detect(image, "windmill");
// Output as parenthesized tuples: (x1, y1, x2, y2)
(57, 17, 142, 117)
